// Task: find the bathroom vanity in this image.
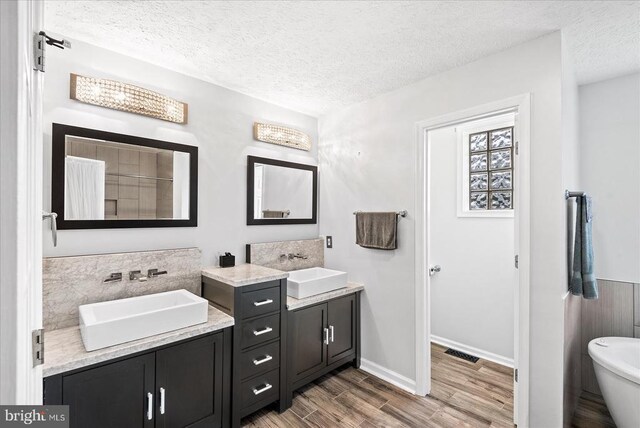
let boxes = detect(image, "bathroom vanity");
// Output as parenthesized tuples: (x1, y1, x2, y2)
(43, 306, 234, 428)
(201, 263, 363, 425)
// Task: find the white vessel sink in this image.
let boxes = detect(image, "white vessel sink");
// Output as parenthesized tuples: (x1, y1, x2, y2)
(79, 289, 208, 351)
(287, 267, 348, 299)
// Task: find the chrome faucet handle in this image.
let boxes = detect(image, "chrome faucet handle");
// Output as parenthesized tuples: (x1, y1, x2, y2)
(147, 269, 167, 278)
(104, 272, 122, 283)
(129, 270, 148, 282)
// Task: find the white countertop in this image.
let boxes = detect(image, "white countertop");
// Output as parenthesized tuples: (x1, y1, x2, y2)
(286, 282, 364, 310)
(43, 305, 234, 377)
(201, 263, 289, 287)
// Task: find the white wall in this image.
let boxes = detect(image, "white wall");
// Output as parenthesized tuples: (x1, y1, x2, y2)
(319, 32, 566, 426)
(430, 123, 514, 361)
(561, 39, 583, 426)
(42, 39, 318, 263)
(579, 73, 640, 283)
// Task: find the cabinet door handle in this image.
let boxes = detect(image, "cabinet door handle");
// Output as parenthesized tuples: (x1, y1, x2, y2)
(253, 354, 273, 366)
(329, 325, 335, 343)
(253, 299, 273, 307)
(252, 383, 272, 396)
(147, 392, 153, 420)
(323, 327, 329, 345)
(253, 326, 273, 336)
(159, 387, 166, 415)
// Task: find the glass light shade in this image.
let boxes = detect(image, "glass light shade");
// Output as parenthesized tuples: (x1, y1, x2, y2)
(70, 73, 188, 124)
(253, 122, 311, 151)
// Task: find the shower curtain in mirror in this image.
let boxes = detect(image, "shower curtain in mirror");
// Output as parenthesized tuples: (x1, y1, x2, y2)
(64, 156, 105, 220)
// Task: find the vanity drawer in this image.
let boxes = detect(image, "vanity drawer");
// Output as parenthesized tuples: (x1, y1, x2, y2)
(240, 340, 280, 380)
(240, 368, 280, 409)
(241, 286, 281, 319)
(241, 313, 280, 349)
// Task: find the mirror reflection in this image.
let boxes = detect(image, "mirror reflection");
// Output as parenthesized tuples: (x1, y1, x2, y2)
(253, 163, 313, 220)
(64, 136, 190, 221)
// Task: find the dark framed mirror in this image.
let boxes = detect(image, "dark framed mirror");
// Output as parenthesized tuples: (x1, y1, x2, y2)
(52, 123, 198, 229)
(247, 155, 317, 225)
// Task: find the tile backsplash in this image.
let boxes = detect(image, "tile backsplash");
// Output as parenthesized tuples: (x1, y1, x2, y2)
(246, 238, 324, 271)
(43, 248, 201, 330)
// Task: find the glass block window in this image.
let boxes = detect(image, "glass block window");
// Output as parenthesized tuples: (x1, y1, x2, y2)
(468, 127, 513, 210)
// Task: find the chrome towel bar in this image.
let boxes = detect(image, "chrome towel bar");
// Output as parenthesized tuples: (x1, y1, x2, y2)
(353, 210, 407, 217)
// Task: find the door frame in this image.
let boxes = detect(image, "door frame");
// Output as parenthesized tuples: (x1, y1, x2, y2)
(0, 0, 44, 404)
(414, 94, 531, 427)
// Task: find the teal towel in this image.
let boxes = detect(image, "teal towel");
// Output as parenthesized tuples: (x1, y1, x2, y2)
(570, 196, 598, 299)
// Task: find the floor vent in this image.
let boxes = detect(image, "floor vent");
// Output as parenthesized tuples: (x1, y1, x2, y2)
(445, 348, 479, 363)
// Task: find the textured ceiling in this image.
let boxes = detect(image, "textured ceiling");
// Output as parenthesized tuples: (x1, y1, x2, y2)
(45, 1, 640, 116)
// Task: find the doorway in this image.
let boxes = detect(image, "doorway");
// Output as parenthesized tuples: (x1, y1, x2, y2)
(414, 95, 531, 427)
(428, 113, 516, 425)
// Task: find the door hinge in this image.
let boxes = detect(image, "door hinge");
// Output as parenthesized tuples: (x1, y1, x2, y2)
(515, 141, 519, 155)
(514, 368, 518, 382)
(33, 31, 71, 72)
(514, 255, 519, 269)
(32, 329, 44, 367)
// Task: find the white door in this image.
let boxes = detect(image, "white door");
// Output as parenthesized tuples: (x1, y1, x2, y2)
(428, 114, 517, 414)
(0, 0, 44, 404)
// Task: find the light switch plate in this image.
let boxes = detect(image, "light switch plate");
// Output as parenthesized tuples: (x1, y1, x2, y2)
(326, 236, 333, 248)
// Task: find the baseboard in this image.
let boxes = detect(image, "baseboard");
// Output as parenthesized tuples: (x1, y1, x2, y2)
(359, 358, 416, 394)
(431, 334, 514, 368)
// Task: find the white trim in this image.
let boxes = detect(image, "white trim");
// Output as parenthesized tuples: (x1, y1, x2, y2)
(0, 0, 44, 404)
(359, 358, 416, 394)
(414, 94, 531, 427)
(430, 335, 514, 368)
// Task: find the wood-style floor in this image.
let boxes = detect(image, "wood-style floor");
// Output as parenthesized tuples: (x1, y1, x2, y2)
(242, 343, 514, 427)
(571, 391, 616, 427)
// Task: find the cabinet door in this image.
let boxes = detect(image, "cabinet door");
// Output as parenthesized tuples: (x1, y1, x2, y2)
(62, 353, 155, 428)
(289, 303, 327, 384)
(327, 294, 356, 365)
(156, 333, 224, 428)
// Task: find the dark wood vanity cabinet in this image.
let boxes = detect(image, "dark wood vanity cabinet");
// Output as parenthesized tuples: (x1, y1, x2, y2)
(286, 292, 361, 406)
(202, 277, 287, 428)
(44, 330, 231, 428)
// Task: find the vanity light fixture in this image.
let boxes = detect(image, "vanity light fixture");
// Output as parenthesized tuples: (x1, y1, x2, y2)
(69, 73, 188, 124)
(253, 122, 311, 151)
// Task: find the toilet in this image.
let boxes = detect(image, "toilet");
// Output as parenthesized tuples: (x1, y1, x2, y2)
(588, 337, 640, 428)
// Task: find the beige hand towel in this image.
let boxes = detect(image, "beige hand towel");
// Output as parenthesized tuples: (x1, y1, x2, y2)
(355, 212, 398, 250)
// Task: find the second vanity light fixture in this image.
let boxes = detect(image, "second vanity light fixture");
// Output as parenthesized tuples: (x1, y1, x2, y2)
(69, 73, 188, 124)
(253, 122, 311, 151)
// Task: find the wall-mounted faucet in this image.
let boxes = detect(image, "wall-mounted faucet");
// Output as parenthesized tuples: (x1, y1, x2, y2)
(288, 253, 308, 260)
(129, 270, 148, 282)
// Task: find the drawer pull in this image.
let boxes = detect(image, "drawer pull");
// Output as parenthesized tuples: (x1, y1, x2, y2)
(329, 325, 335, 343)
(253, 326, 273, 336)
(252, 383, 273, 396)
(253, 354, 273, 365)
(323, 327, 329, 345)
(147, 392, 153, 420)
(253, 298, 274, 307)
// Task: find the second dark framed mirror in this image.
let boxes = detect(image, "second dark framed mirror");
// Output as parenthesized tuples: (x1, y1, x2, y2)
(247, 155, 317, 225)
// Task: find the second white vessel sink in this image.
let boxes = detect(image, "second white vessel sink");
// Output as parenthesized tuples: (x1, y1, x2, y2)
(287, 267, 348, 299)
(79, 289, 208, 351)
